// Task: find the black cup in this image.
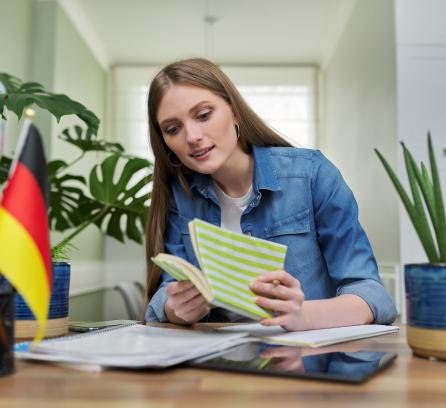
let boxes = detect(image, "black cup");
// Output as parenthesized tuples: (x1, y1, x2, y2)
(0, 278, 15, 377)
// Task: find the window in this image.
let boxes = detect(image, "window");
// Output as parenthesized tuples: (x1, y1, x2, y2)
(110, 65, 318, 162)
(237, 85, 315, 147)
(223, 66, 317, 148)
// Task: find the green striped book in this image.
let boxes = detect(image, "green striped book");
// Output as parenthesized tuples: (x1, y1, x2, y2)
(152, 219, 288, 320)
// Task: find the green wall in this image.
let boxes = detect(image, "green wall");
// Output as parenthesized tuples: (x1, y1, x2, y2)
(1, 0, 107, 263)
(0, 0, 33, 78)
(50, 4, 107, 262)
(0, 0, 34, 152)
(1, 1, 109, 319)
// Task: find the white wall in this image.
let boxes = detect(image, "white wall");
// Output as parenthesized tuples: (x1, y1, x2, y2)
(322, 0, 399, 266)
(395, 0, 446, 265)
(321, 0, 401, 311)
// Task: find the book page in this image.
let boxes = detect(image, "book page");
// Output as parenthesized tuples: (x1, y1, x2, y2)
(191, 219, 287, 320)
(152, 254, 213, 302)
(188, 220, 204, 270)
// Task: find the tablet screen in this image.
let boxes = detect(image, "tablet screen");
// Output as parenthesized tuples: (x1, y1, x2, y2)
(187, 342, 397, 383)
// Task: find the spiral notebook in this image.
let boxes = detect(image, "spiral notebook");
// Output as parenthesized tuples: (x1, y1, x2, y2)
(14, 323, 251, 369)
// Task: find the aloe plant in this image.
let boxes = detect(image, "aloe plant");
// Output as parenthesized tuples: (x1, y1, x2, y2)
(375, 133, 446, 263)
(0, 74, 152, 260)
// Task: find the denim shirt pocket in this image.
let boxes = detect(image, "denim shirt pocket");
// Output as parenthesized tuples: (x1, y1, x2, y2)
(264, 209, 321, 269)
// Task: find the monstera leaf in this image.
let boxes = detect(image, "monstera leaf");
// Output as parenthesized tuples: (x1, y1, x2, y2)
(0, 73, 99, 137)
(59, 125, 124, 153)
(0, 155, 12, 185)
(48, 160, 87, 231)
(86, 154, 152, 244)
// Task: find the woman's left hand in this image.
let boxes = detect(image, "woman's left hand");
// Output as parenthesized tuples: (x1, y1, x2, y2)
(250, 270, 306, 331)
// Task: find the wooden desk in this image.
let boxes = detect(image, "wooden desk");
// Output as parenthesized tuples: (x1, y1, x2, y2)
(0, 325, 445, 408)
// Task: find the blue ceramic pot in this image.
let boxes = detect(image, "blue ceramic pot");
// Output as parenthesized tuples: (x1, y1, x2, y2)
(405, 263, 446, 360)
(15, 262, 70, 336)
(405, 263, 446, 328)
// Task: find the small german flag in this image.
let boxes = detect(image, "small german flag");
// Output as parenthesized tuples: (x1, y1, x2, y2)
(0, 123, 51, 341)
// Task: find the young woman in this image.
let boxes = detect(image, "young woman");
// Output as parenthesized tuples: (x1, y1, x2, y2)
(144, 58, 397, 330)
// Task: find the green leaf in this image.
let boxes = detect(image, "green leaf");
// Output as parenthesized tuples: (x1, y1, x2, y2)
(0, 73, 21, 93)
(0, 95, 6, 120)
(86, 154, 151, 243)
(0, 73, 100, 136)
(402, 144, 439, 262)
(0, 155, 12, 185)
(428, 133, 446, 261)
(410, 154, 440, 250)
(420, 162, 436, 220)
(59, 125, 124, 153)
(375, 148, 439, 263)
(19, 82, 45, 93)
(51, 240, 78, 262)
(48, 160, 87, 231)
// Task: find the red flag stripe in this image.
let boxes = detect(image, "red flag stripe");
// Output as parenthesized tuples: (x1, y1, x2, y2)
(1, 162, 51, 286)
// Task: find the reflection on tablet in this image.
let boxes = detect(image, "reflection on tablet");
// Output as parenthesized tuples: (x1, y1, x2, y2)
(188, 343, 397, 383)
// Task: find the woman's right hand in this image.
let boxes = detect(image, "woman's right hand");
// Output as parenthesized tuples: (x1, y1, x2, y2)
(164, 281, 210, 324)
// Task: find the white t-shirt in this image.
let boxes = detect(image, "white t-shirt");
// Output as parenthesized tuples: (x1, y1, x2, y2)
(212, 180, 253, 234)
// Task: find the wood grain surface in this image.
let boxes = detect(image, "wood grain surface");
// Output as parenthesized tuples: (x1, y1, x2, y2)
(1, 325, 445, 408)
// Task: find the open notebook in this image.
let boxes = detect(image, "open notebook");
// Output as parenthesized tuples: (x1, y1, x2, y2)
(152, 219, 287, 320)
(218, 323, 400, 347)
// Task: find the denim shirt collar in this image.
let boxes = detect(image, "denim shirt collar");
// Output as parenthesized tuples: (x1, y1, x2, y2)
(190, 145, 281, 200)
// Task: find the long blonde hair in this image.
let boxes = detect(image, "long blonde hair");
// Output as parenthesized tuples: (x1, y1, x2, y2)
(145, 58, 292, 305)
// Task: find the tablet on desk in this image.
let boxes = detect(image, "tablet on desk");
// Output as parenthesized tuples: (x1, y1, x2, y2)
(187, 342, 397, 384)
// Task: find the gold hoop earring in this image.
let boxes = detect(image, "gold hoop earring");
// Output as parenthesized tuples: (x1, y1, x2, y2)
(167, 150, 183, 167)
(235, 123, 240, 140)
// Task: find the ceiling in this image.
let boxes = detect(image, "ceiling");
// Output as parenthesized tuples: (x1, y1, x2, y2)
(59, 0, 357, 69)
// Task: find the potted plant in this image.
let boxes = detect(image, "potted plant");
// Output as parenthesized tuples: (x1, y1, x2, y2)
(375, 134, 446, 360)
(0, 73, 152, 337)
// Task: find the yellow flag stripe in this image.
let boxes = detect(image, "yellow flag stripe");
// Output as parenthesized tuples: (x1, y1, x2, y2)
(0, 207, 50, 341)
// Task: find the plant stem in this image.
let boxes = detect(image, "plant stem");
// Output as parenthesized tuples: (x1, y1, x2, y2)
(47, 153, 86, 183)
(51, 205, 110, 252)
(65, 152, 86, 170)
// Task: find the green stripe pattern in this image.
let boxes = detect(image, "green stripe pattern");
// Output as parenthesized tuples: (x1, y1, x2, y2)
(193, 219, 287, 320)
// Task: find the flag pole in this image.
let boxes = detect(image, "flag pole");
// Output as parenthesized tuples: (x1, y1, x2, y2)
(9, 109, 36, 178)
(0, 82, 5, 159)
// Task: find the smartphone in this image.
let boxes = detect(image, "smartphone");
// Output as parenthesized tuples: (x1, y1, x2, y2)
(68, 320, 139, 332)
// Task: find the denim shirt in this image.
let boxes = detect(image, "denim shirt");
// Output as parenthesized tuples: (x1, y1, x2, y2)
(145, 146, 397, 324)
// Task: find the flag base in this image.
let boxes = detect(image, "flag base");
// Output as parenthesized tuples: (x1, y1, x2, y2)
(14, 317, 68, 339)
(0, 287, 15, 377)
